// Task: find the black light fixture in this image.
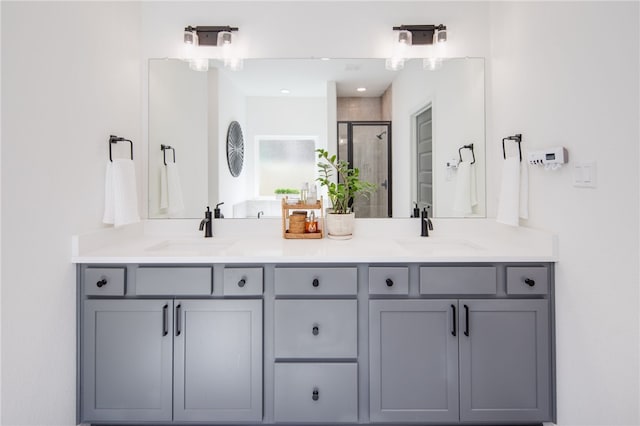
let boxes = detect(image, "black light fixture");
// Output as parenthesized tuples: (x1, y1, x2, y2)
(183, 25, 238, 46)
(392, 24, 447, 45)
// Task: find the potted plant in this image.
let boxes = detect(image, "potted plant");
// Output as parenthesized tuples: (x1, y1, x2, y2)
(274, 188, 300, 199)
(316, 149, 376, 239)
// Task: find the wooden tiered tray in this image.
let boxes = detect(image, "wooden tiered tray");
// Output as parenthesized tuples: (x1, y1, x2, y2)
(281, 197, 324, 239)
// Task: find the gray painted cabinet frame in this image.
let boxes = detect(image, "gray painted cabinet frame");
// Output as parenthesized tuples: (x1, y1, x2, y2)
(77, 262, 555, 425)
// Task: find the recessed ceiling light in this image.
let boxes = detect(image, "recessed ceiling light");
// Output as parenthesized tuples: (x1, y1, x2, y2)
(320, 57, 330, 61)
(356, 87, 367, 92)
(280, 89, 290, 94)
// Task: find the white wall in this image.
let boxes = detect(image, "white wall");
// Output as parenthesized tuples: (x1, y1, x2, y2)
(489, 2, 639, 425)
(1, 2, 142, 425)
(148, 59, 208, 218)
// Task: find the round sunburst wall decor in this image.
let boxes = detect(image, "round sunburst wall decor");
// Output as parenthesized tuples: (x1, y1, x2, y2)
(226, 121, 244, 177)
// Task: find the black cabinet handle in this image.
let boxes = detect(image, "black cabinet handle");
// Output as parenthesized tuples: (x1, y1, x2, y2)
(175, 304, 182, 336)
(524, 278, 535, 287)
(386, 278, 394, 287)
(238, 278, 246, 288)
(312, 388, 319, 401)
(464, 304, 470, 337)
(312, 278, 319, 287)
(96, 279, 107, 288)
(312, 325, 319, 336)
(162, 304, 168, 336)
(451, 304, 457, 337)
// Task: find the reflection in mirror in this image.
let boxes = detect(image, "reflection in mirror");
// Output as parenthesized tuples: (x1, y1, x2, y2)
(148, 58, 485, 219)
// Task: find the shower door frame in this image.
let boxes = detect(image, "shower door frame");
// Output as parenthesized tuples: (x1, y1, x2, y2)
(337, 121, 392, 218)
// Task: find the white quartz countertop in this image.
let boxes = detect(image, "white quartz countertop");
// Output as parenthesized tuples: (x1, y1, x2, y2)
(71, 219, 558, 264)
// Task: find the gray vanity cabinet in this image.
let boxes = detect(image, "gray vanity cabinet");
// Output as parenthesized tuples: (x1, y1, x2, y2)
(82, 299, 173, 423)
(173, 299, 263, 422)
(458, 299, 550, 422)
(369, 300, 459, 423)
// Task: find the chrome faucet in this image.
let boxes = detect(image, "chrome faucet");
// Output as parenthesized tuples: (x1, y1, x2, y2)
(199, 206, 213, 238)
(257, 211, 264, 219)
(421, 207, 433, 237)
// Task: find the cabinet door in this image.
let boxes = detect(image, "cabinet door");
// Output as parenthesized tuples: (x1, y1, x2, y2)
(459, 299, 550, 422)
(369, 300, 459, 422)
(173, 299, 262, 422)
(82, 299, 173, 422)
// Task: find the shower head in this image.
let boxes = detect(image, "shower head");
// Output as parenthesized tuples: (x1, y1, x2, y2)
(376, 131, 387, 140)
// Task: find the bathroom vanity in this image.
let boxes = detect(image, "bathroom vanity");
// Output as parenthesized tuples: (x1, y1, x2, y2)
(73, 219, 557, 426)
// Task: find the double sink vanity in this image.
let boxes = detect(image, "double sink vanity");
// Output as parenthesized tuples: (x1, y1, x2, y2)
(73, 218, 557, 425)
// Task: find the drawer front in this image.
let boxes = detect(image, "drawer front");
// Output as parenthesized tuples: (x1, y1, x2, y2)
(274, 363, 358, 423)
(507, 267, 549, 295)
(275, 267, 357, 296)
(84, 268, 125, 296)
(420, 266, 497, 295)
(136, 267, 212, 296)
(369, 267, 409, 295)
(275, 300, 357, 358)
(223, 268, 263, 296)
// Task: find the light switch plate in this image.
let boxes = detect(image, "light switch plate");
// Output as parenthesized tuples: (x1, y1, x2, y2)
(573, 162, 597, 188)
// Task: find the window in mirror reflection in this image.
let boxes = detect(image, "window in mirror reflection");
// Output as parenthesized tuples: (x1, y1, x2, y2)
(257, 137, 317, 197)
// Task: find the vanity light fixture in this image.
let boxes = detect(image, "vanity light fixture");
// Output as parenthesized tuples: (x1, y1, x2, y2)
(392, 24, 447, 45)
(183, 25, 239, 46)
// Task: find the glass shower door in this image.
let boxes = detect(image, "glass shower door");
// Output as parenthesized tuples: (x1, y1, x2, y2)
(337, 122, 391, 218)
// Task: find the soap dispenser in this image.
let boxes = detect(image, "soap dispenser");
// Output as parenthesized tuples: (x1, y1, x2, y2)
(413, 202, 420, 218)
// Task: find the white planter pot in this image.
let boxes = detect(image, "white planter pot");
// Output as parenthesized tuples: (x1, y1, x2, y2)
(325, 212, 355, 239)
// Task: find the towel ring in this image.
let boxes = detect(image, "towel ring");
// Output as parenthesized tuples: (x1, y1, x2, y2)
(502, 134, 522, 162)
(109, 135, 133, 162)
(161, 144, 176, 166)
(458, 144, 475, 165)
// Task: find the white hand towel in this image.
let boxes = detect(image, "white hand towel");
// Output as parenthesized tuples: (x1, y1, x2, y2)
(496, 157, 528, 226)
(103, 159, 140, 227)
(470, 163, 478, 207)
(453, 161, 472, 215)
(159, 165, 169, 210)
(166, 162, 185, 217)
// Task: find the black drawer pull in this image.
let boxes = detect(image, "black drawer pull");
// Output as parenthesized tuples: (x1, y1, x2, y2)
(451, 304, 457, 337)
(312, 278, 319, 287)
(96, 279, 107, 288)
(464, 304, 470, 337)
(524, 278, 535, 287)
(386, 278, 394, 287)
(238, 278, 246, 288)
(176, 304, 182, 336)
(312, 325, 319, 336)
(312, 388, 319, 401)
(162, 304, 168, 336)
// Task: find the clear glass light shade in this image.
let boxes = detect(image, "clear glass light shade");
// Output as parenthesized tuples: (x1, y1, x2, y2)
(435, 28, 447, 44)
(189, 58, 209, 72)
(224, 57, 243, 71)
(397, 30, 412, 45)
(184, 30, 197, 45)
(217, 31, 233, 45)
(423, 57, 443, 71)
(385, 57, 405, 71)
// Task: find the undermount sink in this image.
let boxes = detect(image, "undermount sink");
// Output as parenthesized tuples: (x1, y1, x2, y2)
(395, 237, 485, 253)
(145, 239, 235, 253)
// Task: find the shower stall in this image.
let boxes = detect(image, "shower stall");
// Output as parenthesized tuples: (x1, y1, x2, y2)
(337, 121, 392, 218)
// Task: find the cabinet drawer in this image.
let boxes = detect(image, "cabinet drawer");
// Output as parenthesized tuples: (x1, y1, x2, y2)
(84, 268, 125, 296)
(275, 300, 357, 358)
(420, 266, 497, 295)
(369, 267, 409, 295)
(135, 267, 212, 296)
(507, 267, 549, 295)
(223, 268, 263, 296)
(274, 363, 358, 423)
(275, 267, 357, 296)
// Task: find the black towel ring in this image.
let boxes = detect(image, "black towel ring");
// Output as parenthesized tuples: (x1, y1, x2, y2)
(161, 144, 176, 166)
(458, 144, 476, 165)
(502, 134, 522, 162)
(108, 135, 133, 162)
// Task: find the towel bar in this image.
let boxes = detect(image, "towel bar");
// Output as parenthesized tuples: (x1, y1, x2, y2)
(458, 144, 475, 164)
(161, 144, 176, 165)
(502, 134, 522, 162)
(108, 135, 133, 162)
